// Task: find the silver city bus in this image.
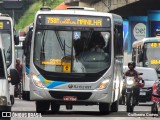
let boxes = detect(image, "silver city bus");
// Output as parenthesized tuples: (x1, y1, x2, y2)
(0, 13, 19, 116)
(132, 37, 160, 78)
(28, 7, 123, 113)
(0, 13, 19, 105)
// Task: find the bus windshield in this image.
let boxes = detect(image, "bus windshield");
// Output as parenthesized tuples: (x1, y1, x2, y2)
(33, 29, 111, 73)
(0, 31, 12, 67)
(144, 42, 160, 69)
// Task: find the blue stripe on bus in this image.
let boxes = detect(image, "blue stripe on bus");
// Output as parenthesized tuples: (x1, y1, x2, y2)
(38, 75, 45, 84)
(25, 69, 69, 88)
(46, 81, 68, 89)
(26, 67, 30, 74)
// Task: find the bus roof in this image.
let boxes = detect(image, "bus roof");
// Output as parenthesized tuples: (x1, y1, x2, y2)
(35, 9, 122, 23)
(0, 14, 12, 21)
(132, 36, 160, 48)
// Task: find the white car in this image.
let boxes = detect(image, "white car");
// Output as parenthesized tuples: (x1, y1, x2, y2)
(123, 66, 158, 102)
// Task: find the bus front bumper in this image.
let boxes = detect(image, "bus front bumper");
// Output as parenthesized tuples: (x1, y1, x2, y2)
(30, 88, 113, 104)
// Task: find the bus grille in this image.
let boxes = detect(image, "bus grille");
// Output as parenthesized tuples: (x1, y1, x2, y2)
(49, 91, 92, 100)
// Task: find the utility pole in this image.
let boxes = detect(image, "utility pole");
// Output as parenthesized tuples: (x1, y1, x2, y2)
(42, 0, 45, 6)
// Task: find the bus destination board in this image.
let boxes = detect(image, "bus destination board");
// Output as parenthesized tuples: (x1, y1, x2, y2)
(37, 15, 110, 27)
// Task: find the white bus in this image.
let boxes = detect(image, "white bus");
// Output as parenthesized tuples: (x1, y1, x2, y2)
(22, 25, 33, 100)
(132, 37, 160, 78)
(0, 13, 19, 105)
(28, 7, 123, 113)
(0, 14, 19, 115)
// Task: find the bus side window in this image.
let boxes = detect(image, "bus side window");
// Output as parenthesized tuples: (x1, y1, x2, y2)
(0, 49, 5, 78)
(114, 25, 123, 56)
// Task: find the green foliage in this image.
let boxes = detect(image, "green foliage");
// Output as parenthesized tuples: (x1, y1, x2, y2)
(16, 0, 64, 30)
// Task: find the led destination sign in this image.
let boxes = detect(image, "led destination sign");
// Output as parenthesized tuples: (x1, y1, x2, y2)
(0, 20, 11, 30)
(46, 17, 102, 27)
(37, 15, 110, 27)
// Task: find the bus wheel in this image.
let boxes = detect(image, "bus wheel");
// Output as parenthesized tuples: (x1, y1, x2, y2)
(111, 100, 119, 112)
(36, 101, 50, 114)
(10, 95, 14, 105)
(51, 102, 60, 113)
(99, 103, 110, 114)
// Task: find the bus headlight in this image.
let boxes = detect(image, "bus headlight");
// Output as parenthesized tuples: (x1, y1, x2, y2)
(97, 79, 110, 89)
(0, 96, 7, 106)
(32, 74, 45, 88)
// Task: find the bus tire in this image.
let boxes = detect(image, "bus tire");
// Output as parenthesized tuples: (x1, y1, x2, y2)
(10, 95, 14, 105)
(151, 102, 158, 114)
(99, 103, 110, 114)
(51, 102, 60, 113)
(111, 100, 119, 112)
(36, 101, 50, 114)
(22, 91, 30, 101)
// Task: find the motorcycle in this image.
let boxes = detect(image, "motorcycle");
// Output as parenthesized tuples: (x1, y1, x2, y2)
(125, 73, 144, 112)
(151, 80, 160, 114)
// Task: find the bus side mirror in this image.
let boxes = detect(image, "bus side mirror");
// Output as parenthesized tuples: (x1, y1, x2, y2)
(10, 69, 20, 85)
(14, 35, 19, 45)
(138, 52, 143, 62)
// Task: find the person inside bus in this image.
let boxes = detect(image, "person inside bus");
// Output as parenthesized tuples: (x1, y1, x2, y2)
(124, 61, 144, 105)
(90, 32, 105, 52)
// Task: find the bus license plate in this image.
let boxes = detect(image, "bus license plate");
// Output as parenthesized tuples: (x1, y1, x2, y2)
(140, 91, 146, 96)
(63, 96, 77, 101)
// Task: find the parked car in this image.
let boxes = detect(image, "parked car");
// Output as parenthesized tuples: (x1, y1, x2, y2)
(122, 66, 158, 103)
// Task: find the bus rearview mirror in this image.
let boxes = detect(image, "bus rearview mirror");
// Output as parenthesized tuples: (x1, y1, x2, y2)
(14, 35, 19, 45)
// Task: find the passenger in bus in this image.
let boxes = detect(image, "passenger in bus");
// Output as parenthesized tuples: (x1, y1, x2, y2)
(89, 32, 105, 52)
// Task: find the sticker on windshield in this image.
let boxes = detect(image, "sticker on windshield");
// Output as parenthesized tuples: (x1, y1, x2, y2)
(74, 32, 81, 40)
(63, 62, 71, 73)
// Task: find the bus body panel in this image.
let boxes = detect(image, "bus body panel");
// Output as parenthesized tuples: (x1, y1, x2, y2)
(0, 36, 11, 111)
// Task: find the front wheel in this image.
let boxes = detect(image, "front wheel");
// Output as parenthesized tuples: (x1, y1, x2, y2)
(99, 103, 111, 114)
(126, 93, 134, 112)
(36, 101, 50, 114)
(151, 102, 158, 114)
(51, 102, 60, 113)
(111, 100, 119, 112)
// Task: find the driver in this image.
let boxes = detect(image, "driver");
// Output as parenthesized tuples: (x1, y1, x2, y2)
(124, 61, 143, 105)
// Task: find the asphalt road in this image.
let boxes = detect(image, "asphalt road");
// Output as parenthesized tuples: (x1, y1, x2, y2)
(6, 98, 159, 120)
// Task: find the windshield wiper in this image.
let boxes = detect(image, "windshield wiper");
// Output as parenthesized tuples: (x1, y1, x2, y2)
(55, 31, 65, 55)
(40, 31, 46, 61)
